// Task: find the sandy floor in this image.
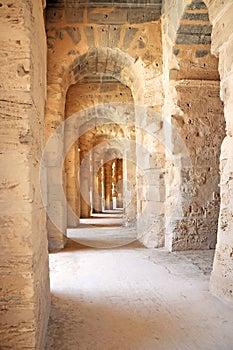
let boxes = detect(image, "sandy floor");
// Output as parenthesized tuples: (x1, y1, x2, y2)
(67, 215, 136, 249)
(45, 235, 233, 350)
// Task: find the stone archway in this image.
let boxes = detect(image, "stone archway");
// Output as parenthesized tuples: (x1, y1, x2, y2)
(45, 47, 142, 250)
(45, 0, 165, 250)
(64, 78, 134, 226)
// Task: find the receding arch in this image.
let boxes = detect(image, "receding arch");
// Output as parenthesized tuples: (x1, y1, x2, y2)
(68, 47, 145, 103)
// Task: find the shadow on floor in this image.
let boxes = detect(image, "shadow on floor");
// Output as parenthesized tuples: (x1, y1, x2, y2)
(50, 238, 144, 254)
(45, 293, 197, 350)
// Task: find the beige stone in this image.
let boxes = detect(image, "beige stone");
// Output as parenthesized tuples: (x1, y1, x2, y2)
(1, 0, 233, 347)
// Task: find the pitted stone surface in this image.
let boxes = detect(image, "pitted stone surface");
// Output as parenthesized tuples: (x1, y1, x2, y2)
(0, 0, 50, 348)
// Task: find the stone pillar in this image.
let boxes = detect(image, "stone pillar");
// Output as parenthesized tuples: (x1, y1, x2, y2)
(0, 0, 50, 347)
(65, 142, 79, 227)
(104, 160, 113, 210)
(80, 151, 91, 218)
(92, 158, 102, 213)
(124, 133, 137, 225)
(125, 159, 137, 222)
(136, 122, 165, 247)
(100, 164, 105, 212)
(161, 0, 225, 251)
(210, 134, 233, 303)
(116, 159, 123, 208)
(45, 85, 67, 250)
(209, 3, 233, 301)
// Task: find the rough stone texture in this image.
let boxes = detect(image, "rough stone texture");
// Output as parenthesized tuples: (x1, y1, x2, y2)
(162, 0, 233, 303)
(0, 0, 50, 348)
(208, 0, 233, 304)
(170, 81, 225, 251)
(136, 120, 165, 248)
(163, 0, 223, 253)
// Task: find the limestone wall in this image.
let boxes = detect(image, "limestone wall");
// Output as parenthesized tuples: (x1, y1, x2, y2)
(162, 0, 224, 250)
(208, 0, 233, 304)
(170, 80, 225, 250)
(163, 0, 233, 303)
(0, 0, 50, 348)
(136, 110, 165, 248)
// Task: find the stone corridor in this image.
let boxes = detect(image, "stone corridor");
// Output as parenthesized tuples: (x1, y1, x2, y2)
(45, 238, 233, 350)
(1, 0, 233, 348)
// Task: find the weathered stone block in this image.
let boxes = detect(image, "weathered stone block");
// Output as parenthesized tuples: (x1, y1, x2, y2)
(211, 3, 233, 53)
(109, 25, 121, 47)
(84, 26, 95, 47)
(122, 27, 138, 50)
(177, 24, 212, 35)
(46, 8, 63, 23)
(176, 33, 211, 45)
(66, 8, 84, 23)
(88, 7, 127, 24)
(127, 9, 160, 24)
(65, 26, 81, 45)
(182, 12, 209, 22)
(186, 1, 207, 10)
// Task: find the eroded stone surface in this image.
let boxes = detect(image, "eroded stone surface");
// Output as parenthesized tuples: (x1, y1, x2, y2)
(0, 0, 50, 348)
